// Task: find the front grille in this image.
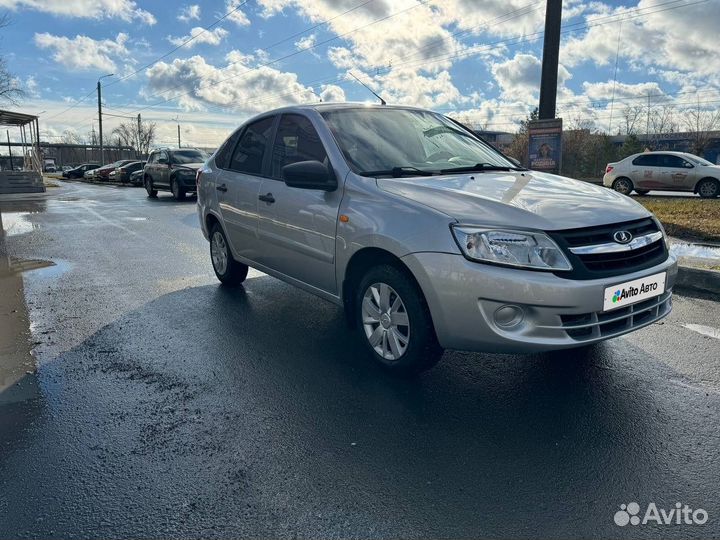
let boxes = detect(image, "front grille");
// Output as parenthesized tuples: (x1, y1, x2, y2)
(560, 291, 672, 341)
(550, 218, 668, 280)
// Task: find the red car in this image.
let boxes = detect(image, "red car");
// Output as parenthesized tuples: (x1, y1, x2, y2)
(94, 160, 136, 181)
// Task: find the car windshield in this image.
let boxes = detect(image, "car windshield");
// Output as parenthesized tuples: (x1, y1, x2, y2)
(686, 155, 713, 166)
(321, 108, 517, 176)
(172, 150, 208, 164)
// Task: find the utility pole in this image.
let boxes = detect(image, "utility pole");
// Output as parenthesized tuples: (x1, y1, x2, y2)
(538, 0, 562, 119)
(96, 73, 113, 165)
(646, 93, 651, 143)
(177, 124, 181, 148)
(137, 114, 142, 158)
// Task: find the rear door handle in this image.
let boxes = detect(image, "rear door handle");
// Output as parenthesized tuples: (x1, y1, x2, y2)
(258, 193, 275, 204)
(216, 184, 227, 192)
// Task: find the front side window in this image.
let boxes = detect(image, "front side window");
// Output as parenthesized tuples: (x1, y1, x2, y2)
(270, 114, 328, 179)
(321, 107, 514, 176)
(147, 153, 157, 164)
(229, 116, 275, 175)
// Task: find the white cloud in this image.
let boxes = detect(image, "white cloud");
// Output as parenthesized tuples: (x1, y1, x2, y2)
(167, 27, 229, 48)
(319, 83, 345, 103)
(295, 33, 316, 51)
(178, 4, 201, 22)
(224, 0, 250, 26)
(0, 0, 156, 24)
(143, 52, 324, 114)
(491, 53, 571, 103)
(25, 75, 40, 98)
(34, 32, 131, 72)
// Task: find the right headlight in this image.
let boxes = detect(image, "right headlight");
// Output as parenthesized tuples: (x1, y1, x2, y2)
(451, 225, 573, 271)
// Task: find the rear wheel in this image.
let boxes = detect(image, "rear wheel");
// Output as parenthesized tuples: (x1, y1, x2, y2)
(210, 223, 248, 286)
(145, 176, 157, 198)
(612, 177, 633, 195)
(697, 178, 719, 199)
(635, 189, 650, 195)
(171, 177, 186, 200)
(356, 265, 443, 376)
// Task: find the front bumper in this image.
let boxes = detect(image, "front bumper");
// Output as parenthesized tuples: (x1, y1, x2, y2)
(401, 251, 678, 353)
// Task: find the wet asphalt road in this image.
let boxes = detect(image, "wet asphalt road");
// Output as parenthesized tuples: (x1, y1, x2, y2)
(0, 181, 719, 539)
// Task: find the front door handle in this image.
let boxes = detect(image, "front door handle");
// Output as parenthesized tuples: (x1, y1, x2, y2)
(258, 193, 275, 204)
(216, 184, 228, 192)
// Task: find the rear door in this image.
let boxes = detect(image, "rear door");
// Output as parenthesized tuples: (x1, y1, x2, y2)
(631, 154, 663, 189)
(255, 113, 341, 294)
(216, 115, 276, 262)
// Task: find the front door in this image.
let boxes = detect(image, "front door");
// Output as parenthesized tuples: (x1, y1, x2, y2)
(659, 154, 697, 190)
(255, 113, 341, 294)
(217, 115, 276, 262)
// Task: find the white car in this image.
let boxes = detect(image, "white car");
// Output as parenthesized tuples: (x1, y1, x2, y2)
(83, 169, 96, 179)
(603, 151, 720, 198)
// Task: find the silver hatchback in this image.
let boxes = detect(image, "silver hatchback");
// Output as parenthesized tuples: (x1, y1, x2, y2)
(198, 104, 677, 374)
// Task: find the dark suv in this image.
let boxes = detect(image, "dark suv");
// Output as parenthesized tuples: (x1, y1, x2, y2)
(143, 148, 209, 200)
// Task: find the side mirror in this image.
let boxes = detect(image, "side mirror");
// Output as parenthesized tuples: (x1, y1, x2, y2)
(158, 157, 168, 165)
(684, 162, 694, 168)
(282, 160, 337, 191)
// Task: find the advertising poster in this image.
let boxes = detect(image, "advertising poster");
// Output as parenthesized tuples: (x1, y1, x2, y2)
(528, 118, 563, 173)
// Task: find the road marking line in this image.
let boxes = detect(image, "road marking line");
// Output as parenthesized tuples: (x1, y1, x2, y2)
(682, 324, 720, 340)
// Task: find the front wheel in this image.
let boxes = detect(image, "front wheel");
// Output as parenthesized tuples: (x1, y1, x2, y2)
(171, 177, 186, 200)
(697, 178, 719, 199)
(356, 265, 443, 376)
(210, 223, 248, 286)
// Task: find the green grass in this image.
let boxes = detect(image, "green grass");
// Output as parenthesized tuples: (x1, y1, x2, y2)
(634, 197, 720, 243)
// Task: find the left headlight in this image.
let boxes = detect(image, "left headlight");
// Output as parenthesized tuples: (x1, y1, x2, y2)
(451, 226, 572, 271)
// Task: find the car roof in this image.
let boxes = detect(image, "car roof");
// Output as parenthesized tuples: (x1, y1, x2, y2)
(629, 151, 699, 158)
(245, 102, 432, 119)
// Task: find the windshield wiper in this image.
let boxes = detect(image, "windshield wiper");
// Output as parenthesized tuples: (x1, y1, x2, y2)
(440, 163, 526, 173)
(360, 166, 436, 177)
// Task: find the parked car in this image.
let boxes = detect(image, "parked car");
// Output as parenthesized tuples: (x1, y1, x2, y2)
(144, 148, 209, 199)
(83, 169, 96, 179)
(64, 163, 99, 179)
(604, 151, 720, 198)
(115, 161, 145, 184)
(43, 164, 57, 173)
(95, 160, 137, 181)
(196, 104, 678, 375)
(129, 169, 144, 186)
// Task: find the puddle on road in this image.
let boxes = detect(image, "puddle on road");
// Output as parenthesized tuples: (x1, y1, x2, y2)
(0, 212, 37, 237)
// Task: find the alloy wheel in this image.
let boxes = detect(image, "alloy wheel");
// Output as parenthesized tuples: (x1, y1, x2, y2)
(362, 282, 410, 361)
(211, 231, 228, 275)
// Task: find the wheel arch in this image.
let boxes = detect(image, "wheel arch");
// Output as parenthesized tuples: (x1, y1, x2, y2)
(694, 176, 719, 194)
(342, 247, 427, 328)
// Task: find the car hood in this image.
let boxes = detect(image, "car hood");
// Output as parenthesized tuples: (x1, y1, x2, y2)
(376, 170, 652, 230)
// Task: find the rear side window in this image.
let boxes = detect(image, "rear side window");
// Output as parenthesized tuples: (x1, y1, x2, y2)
(229, 116, 275, 175)
(270, 114, 328, 179)
(632, 154, 660, 166)
(215, 129, 241, 170)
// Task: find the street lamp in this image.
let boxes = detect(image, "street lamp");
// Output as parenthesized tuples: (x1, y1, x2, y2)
(97, 73, 114, 165)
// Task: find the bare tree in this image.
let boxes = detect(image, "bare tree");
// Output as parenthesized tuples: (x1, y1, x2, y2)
(683, 106, 720, 155)
(111, 119, 157, 157)
(621, 105, 644, 135)
(61, 129, 84, 145)
(0, 14, 24, 105)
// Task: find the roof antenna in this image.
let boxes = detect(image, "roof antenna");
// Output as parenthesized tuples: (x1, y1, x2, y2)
(349, 72, 386, 106)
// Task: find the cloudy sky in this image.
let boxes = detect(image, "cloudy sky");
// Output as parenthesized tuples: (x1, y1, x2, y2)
(1, 0, 719, 147)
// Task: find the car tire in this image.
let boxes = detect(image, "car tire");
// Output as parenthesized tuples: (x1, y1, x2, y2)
(356, 264, 443, 376)
(209, 223, 248, 286)
(635, 189, 650, 195)
(696, 178, 719, 199)
(171, 178, 186, 200)
(612, 177, 633, 195)
(145, 176, 158, 198)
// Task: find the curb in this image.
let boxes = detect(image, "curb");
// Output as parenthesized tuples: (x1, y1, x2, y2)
(675, 265, 720, 297)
